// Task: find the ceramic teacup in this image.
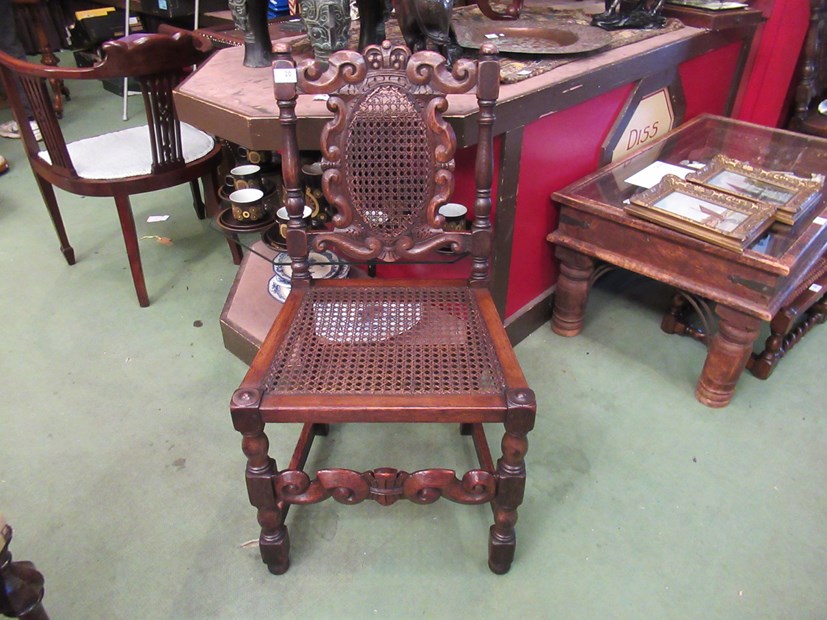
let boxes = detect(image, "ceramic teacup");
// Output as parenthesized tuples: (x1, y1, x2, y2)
(230, 188, 266, 222)
(439, 202, 468, 231)
(227, 164, 263, 191)
(236, 147, 274, 166)
(276, 205, 313, 239)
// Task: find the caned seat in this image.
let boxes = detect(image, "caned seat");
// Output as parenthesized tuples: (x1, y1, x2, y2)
(231, 40, 536, 575)
(0, 33, 225, 307)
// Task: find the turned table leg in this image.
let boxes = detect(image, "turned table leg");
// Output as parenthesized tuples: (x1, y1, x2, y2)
(695, 305, 762, 408)
(551, 247, 596, 337)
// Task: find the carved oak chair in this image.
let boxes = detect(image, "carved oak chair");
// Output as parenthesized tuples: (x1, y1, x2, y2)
(0, 33, 223, 307)
(230, 40, 536, 575)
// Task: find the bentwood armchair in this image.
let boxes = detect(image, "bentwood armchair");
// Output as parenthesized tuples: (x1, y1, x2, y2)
(230, 41, 536, 575)
(0, 33, 224, 307)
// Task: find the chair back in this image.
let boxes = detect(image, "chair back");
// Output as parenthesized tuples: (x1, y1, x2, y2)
(274, 41, 500, 286)
(0, 33, 212, 178)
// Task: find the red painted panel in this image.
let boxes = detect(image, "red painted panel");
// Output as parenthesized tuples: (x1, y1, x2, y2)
(504, 84, 634, 317)
(679, 41, 743, 121)
(733, 0, 809, 127)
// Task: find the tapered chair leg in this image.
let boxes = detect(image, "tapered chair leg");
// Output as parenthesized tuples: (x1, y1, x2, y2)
(228, 234, 243, 265)
(114, 194, 149, 307)
(201, 169, 221, 219)
(33, 174, 74, 265)
(189, 180, 206, 220)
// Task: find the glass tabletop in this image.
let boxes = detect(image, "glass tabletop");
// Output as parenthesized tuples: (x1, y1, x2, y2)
(557, 114, 827, 260)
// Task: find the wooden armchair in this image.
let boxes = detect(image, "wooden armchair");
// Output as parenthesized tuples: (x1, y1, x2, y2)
(230, 41, 536, 575)
(0, 33, 224, 307)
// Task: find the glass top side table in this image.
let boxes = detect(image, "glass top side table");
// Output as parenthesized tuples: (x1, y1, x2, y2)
(547, 114, 827, 407)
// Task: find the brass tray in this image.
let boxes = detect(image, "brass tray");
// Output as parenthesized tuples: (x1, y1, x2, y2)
(453, 16, 612, 55)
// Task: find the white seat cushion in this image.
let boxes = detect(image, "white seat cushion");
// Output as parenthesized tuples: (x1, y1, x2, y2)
(38, 122, 215, 180)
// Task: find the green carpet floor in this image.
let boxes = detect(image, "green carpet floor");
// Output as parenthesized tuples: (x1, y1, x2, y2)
(0, 58, 824, 619)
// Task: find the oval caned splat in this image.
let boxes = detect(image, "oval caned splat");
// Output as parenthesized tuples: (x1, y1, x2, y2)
(344, 84, 432, 240)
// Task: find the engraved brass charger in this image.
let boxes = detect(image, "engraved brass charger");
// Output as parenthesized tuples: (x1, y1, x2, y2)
(453, 18, 612, 55)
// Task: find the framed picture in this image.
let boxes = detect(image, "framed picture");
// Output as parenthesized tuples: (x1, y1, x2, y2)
(627, 175, 776, 252)
(686, 154, 823, 225)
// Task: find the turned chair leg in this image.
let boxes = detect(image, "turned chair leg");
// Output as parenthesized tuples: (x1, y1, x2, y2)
(232, 393, 291, 574)
(113, 194, 149, 307)
(488, 388, 536, 574)
(33, 175, 74, 265)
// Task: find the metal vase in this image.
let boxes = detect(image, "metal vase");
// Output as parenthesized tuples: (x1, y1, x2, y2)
(299, 0, 352, 62)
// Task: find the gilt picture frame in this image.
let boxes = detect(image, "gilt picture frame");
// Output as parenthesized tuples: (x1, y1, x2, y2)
(627, 174, 776, 252)
(686, 154, 823, 225)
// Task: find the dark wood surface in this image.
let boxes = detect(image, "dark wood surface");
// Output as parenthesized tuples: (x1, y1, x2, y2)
(0, 520, 49, 620)
(661, 3, 764, 30)
(230, 42, 535, 575)
(11, 0, 70, 117)
(548, 114, 827, 407)
(789, 0, 827, 138)
(0, 33, 226, 307)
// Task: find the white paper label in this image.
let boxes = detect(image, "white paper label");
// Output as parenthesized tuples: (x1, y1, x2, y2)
(814, 216, 827, 226)
(147, 215, 170, 223)
(809, 283, 823, 294)
(273, 68, 298, 84)
(313, 94, 330, 101)
(624, 161, 694, 189)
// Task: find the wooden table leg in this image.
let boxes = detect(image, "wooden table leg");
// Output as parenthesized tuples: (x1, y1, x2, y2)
(695, 304, 762, 408)
(551, 246, 596, 337)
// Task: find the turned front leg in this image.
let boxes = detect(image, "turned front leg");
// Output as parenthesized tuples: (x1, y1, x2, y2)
(551, 247, 596, 337)
(489, 388, 536, 574)
(695, 306, 762, 408)
(232, 389, 290, 574)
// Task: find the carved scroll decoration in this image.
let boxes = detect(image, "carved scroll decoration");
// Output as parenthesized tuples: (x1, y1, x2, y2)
(299, 41, 480, 262)
(273, 467, 497, 506)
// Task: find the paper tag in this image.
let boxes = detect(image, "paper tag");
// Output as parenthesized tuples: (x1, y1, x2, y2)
(147, 215, 170, 223)
(814, 216, 827, 226)
(809, 283, 823, 294)
(517, 69, 533, 76)
(313, 94, 330, 101)
(624, 161, 694, 189)
(484, 33, 500, 39)
(273, 68, 298, 84)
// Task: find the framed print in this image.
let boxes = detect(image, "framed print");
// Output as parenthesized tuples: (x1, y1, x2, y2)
(627, 175, 776, 252)
(687, 155, 823, 225)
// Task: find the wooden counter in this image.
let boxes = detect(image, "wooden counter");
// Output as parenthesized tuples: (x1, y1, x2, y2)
(175, 1, 764, 343)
